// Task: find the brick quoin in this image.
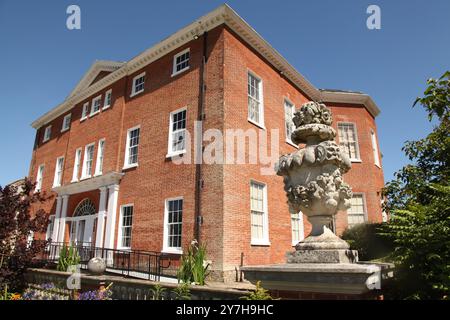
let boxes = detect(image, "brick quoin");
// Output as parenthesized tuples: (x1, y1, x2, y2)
(28, 6, 385, 282)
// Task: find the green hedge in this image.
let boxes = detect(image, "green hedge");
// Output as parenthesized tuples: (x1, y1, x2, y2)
(341, 223, 393, 261)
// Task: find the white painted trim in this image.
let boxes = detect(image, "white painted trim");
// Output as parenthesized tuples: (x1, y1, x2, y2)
(52, 156, 64, 188)
(167, 107, 187, 157)
(61, 113, 71, 132)
(290, 210, 305, 246)
(80, 103, 89, 121)
(337, 122, 361, 162)
(162, 196, 184, 254)
(283, 98, 296, 146)
(31, 4, 380, 129)
(247, 70, 265, 129)
(123, 125, 141, 170)
(94, 139, 105, 176)
(104, 184, 120, 249)
(249, 180, 270, 246)
(117, 204, 134, 250)
(71, 148, 82, 183)
(35, 164, 45, 192)
(171, 48, 190, 77)
(130, 72, 146, 97)
(43, 125, 52, 143)
(90, 95, 102, 116)
(81, 142, 95, 180)
(347, 192, 368, 227)
(103, 89, 112, 110)
(53, 171, 124, 195)
(370, 129, 381, 168)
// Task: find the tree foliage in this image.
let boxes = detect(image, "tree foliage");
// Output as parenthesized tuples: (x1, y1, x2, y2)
(382, 71, 450, 299)
(0, 178, 49, 291)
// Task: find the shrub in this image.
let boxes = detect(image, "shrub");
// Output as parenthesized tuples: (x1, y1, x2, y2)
(177, 239, 209, 285)
(172, 282, 191, 300)
(341, 223, 393, 261)
(57, 244, 80, 272)
(150, 284, 166, 300)
(240, 281, 275, 300)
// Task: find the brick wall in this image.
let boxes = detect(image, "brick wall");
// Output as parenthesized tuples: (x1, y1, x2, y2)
(29, 24, 385, 281)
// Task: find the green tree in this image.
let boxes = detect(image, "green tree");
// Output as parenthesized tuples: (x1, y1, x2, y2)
(382, 71, 450, 299)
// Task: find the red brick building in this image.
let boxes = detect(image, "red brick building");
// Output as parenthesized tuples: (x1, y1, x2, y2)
(29, 5, 385, 281)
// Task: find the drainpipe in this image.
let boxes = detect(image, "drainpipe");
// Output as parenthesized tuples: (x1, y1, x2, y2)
(194, 31, 208, 243)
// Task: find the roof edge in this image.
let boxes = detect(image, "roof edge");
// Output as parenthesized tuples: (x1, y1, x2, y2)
(31, 4, 380, 129)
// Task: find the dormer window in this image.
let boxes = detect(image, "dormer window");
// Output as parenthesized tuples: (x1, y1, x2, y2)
(61, 113, 72, 132)
(43, 125, 52, 143)
(172, 48, 190, 76)
(90, 95, 102, 116)
(131, 72, 145, 97)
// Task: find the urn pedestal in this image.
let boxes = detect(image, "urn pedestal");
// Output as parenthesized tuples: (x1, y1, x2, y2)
(241, 102, 392, 299)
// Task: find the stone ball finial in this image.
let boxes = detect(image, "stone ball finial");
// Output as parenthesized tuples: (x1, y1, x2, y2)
(88, 257, 106, 275)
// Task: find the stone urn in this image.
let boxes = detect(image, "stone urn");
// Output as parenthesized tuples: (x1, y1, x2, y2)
(87, 257, 106, 275)
(275, 101, 356, 262)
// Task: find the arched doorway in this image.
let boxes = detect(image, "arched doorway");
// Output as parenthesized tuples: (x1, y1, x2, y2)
(68, 199, 97, 245)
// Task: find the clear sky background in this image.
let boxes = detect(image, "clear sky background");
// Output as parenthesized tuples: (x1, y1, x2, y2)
(0, 0, 449, 186)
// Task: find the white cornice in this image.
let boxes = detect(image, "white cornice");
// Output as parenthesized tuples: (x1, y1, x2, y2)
(52, 171, 124, 196)
(31, 4, 380, 129)
(319, 90, 380, 117)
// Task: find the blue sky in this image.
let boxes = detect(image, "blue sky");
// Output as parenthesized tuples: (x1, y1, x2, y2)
(0, 0, 449, 186)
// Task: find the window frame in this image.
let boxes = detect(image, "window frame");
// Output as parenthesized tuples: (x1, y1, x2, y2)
(61, 113, 72, 132)
(347, 193, 368, 228)
(46, 215, 55, 241)
(123, 125, 140, 170)
(35, 164, 45, 192)
(43, 125, 52, 143)
(117, 204, 134, 250)
(90, 95, 102, 117)
(130, 72, 146, 97)
(370, 129, 381, 168)
(94, 139, 105, 176)
(247, 70, 265, 129)
(81, 102, 89, 121)
(71, 148, 82, 182)
(250, 180, 270, 246)
(163, 196, 184, 254)
(166, 107, 188, 158)
(81, 143, 95, 180)
(52, 156, 64, 188)
(337, 122, 361, 162)
(172, 48, 190, 77)
(284, 98, 297, 147)
(290, 211, 305, 246)
(103, 89, 112, 110)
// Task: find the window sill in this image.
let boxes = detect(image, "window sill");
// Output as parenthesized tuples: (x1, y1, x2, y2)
(122, 163, 138, 171)
(80, 175, 92, 181)
(162, 248, 183, 255)
(94, 172, 103, 177)
(102, 105, 110, 110)
(61, 128, 70, 133)
(247, 119, 266, 130)
(42, 138, 50, 143)
(286, 139, 298, 148)
(117, 247, 131, 252)
(130, 90, 144, 98)
(251, 240, 271, 247)
(375, 163, 382, 169)
(171, 67, 190, 77)
(89, 111, 100, 118)
(70, 179, 79, 184)
(166, 150, 187, 158)
(52, 184, 61, 188)
(350, 159, 362, 163)
(80, 117, 87, 122)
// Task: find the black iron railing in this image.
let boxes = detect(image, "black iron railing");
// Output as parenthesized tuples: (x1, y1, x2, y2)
(37, 242, 174, 281)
